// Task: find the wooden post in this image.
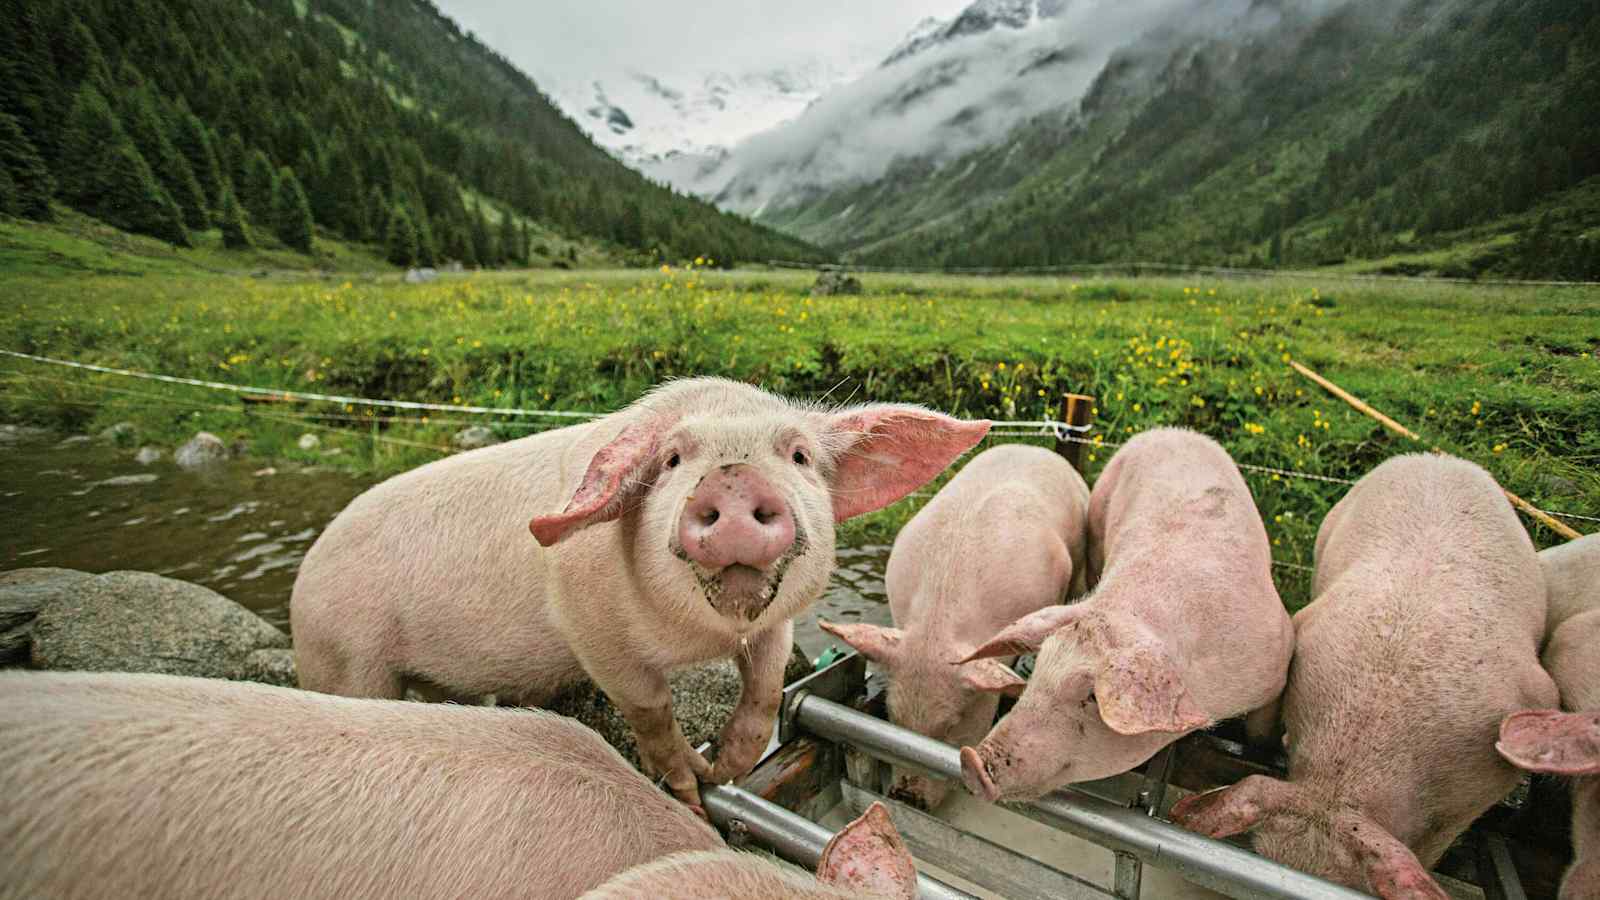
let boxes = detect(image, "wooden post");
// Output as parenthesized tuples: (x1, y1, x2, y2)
(1289, 360, 1584, 541)
(1053, 393, 1096, 472)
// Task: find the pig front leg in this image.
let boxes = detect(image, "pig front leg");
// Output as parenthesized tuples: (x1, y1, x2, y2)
(709, 620, 793, 784)
(596, 665, 713, 806)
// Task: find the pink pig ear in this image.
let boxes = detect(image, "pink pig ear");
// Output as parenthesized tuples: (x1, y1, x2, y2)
(959, 659, 1027, 697)
(817, 802, 918, 900)
(1496, 709, 1600, 776)
(1168, 774, 1296, 839)
(528, 419, 663, 547)
(1084, 618, 1211, 736)
(823, 406, 990, 522)
(1335, 811, 1449, 900)
(958, 605, 1081, 662)
(818, 620, 905, 666)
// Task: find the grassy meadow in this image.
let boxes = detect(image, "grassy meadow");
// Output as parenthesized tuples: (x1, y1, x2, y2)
(2, 263, 1596, 608)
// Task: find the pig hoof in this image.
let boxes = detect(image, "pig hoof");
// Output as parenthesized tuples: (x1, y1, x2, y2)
(960, 746, 1001, 803)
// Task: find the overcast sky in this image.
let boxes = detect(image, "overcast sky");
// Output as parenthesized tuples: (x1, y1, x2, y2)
(433, 0, 973, 86)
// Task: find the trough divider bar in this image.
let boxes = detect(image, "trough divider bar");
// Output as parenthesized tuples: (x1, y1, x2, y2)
(700, 782, 977, 900)
(792, 694, 1372, 900)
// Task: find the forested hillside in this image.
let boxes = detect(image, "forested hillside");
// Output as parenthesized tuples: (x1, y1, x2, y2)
(763, 0, 1600, 279)
(0, 0, 824, 268)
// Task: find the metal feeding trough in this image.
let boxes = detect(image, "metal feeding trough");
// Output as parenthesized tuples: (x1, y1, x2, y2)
(700, 653, 1563, 900)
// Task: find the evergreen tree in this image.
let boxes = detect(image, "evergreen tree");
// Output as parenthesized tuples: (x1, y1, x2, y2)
(364, 184, 388, 243)
(272, 167, 314, 253)
(219, 186, 253, 249)
(414, 205, 437, 266)
(385, 203, 417, 266)
(0, 160, 16, 218)
(173, 109, 224, 212)
(469, 204, 494, 267)
(50, 15, 112, 96)
(0, 112, 54, 219)
(121, 87, 208, 230)
(57, 84, 124, 207)
(0, 0, 62, 161)
(96, 141, 189, 246)
(241, 149, 277, 223)
(498, 210, 521, 266)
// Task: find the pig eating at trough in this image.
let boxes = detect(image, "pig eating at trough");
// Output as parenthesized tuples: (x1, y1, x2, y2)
(0, 670, 725, 900)
(581, 801, 920, 899)
(820, 444, 1091, 809)
(957, 428, 1294, 802)
(1497, 532, 1600, 900)
(292, 377, 988, 804)
(1171, 454, 1559, 900)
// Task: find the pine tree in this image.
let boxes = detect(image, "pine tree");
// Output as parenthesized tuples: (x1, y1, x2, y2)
(0, 160, 16, 218)
(50, 15, 112, 96)
(173, 109, 224, 213)
(121, 87, 208, 230)
(96, 141, 189, 246)
(0, 111, 54, 219)
(0, 0, 62, 161)
(364, 185, 388, 243)
(272, 167, 314, 253)
(57, 84, 124, 207)
(469, 204, 494, 268)
(498, 210, 521, 267)
(241, 149, 276, 224)
(385, 203, 418, 267)
(218, 186, 252, 249)
(414, 206, 437, 267)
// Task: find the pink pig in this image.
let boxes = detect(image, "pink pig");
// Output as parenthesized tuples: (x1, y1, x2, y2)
(581, 802, 919, 899)
(1172, 454, 1559, 900)
(1497, 532, 1600, 900)
(293, 377, 987, 804)
(820, 444, 1091, 809)
(957, 428, 1293, 802)
(0, 670, 724, 900)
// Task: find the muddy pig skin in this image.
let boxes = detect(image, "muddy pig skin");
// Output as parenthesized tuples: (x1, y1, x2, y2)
(820, 444, 1091, 809)
(582, 802, 919, 899)
(292, 377, 988, 804)
(957, 428, 1293, 802)
(0, 670, 724, 900)
(1498, 532, 1600, 900)
(1172, 454, 1559, 900)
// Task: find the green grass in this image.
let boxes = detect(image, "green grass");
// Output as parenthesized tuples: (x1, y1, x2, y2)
(2, 262, 1596, 608)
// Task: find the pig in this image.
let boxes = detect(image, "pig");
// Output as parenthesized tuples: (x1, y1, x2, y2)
(1497, 532, 1600, 900)
(292, 377, 988, 804)
(956, 428, 1293, 802)
(1170, 453, 1560, 900)
(819, 443, 1092, 809)
(581, 802, 919, 899)
(0, 669, 724, 900)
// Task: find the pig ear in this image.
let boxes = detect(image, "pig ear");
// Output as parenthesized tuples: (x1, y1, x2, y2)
(1168, 774, 1296, 839)
(959, 659, 1027, 697)
(959, 605, 1081, 662)
(822, 406, 990, 522)
(529, 420, 662, 547)
(818, 620, 905, 666)
(817, 802, 918, 900)
(1334, 812, 1449, 900)
(1086, 621, 1211, 736)
(1496, 709, 1600, 776)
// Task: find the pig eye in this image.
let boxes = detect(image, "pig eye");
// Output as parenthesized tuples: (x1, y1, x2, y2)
(666, 453, 680, 469)
(791, 448, 809, 466)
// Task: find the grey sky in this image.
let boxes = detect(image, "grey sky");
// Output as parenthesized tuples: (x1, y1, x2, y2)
(433, 1, 973, 86)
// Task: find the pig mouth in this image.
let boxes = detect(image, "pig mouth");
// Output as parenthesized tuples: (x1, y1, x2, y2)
(677, 530, 807, 624)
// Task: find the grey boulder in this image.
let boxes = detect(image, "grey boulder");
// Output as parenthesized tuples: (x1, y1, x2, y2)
(175, 431, 229, 469)
(452, 425, 499, 450)
(0, 568, 96, 665)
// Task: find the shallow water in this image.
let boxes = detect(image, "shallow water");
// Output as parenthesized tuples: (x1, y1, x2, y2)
(0, 431, 891, 658)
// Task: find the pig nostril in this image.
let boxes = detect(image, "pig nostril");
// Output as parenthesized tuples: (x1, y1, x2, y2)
(701, 509, 720, 527)
(753, 505, 778, 525)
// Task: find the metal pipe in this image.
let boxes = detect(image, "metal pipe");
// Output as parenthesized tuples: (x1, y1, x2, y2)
(793, 694, 1373, 900)
(701, 782, 977, 900)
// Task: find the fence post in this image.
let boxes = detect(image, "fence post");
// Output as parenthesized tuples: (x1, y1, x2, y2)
(1053, 393, 1096, 472)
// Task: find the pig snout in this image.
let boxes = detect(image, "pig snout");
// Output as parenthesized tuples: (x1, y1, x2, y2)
(960, 746, 1003, 803)
(678, 465, 796, 571)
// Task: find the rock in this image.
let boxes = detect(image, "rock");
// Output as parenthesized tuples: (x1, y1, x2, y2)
(811, 269, 863, 296)
(404, 267, 438, 284)
(55, 435, 91, 449)
(445, 261, 465, 273)
(234, 647, 298, 687)
(548, 648, 812, 768)
(297, 433, 321, 451)
(30, 570, 289, 678)
(0, 424, 52, 446)
(0, 568, 95, 664)
(99, 422, 137, 446)
(452, 425, 498, 450)
(134, 446, 162, 465)
(253, 467, 277, 477)
(174, 431, 228, 469)
(323, 447, 344, 456)
(1539, 473, 1582, 499)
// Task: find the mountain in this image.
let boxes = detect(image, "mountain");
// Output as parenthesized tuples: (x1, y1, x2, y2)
(0, 0, 824, 267)
(709, 0, 1600, 278)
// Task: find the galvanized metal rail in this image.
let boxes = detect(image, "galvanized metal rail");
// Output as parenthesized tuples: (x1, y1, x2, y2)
(787, 691, 1374, 900)
(701, 781, 978, 900)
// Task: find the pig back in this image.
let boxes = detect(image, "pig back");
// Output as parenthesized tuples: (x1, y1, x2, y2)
(0, 670, 723, 900)
(1541, 533, 1600, 639)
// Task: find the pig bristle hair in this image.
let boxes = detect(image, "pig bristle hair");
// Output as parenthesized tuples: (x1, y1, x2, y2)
(582, 849, 858, 898)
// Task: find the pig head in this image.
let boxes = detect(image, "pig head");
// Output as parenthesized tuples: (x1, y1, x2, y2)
(956, 604, 1210, 802)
